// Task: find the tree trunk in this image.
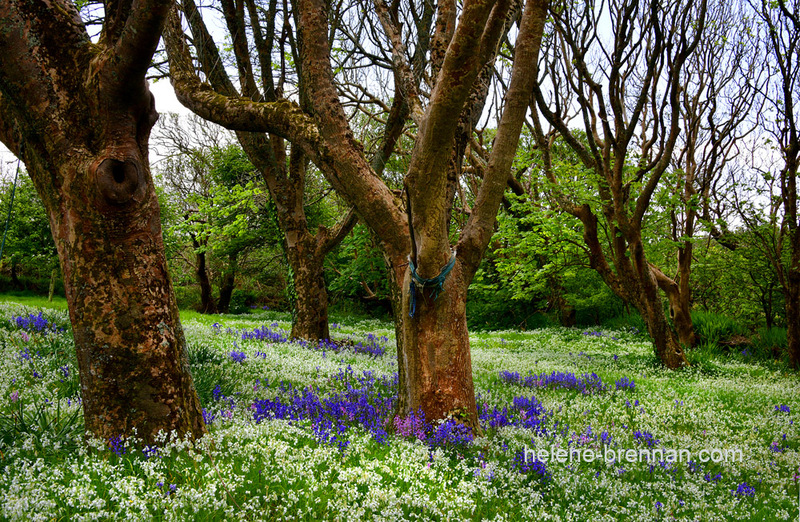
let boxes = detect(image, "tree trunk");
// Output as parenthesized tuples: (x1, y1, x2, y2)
(193, 237, 217, 314)
(639, 295, 688, 368)
(630, 257, 689, 369)
(654, 255, 696, 348)
(400, 261, 479, 428)
(217, 254, 237, 313)
(0, 0, 206, 443)
(164, 0, 546, 432)
(48, 267, 57, 302)
(787, 274, 800, 369)
(669, 292, 696, 348)
(55, 153, 206, 441)
(289, 243, 329, 341)
(10, 260, 21, 289)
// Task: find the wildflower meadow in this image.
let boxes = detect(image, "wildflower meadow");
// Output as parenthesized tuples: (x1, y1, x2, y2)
(0, 302, 798, 521)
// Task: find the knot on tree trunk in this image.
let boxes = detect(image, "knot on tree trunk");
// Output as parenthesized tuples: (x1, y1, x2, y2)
(95, 157, 145, 207)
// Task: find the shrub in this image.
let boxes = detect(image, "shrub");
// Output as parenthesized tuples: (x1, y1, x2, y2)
(691, 310, 747, 346)
(229, 289, 256, 314)
(750, 326, 788, 361)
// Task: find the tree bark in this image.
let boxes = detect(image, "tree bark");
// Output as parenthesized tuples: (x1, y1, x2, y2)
(652, 262, 696, 347)
(288, 238, 329, 340)
(401, 261, 478, 425)
(48, 267, 57, 302)
(217, 254, 238, 313)
(0, 0, 206, 442)
(192, 236, 217, 314)
(787, 277, 800, 368)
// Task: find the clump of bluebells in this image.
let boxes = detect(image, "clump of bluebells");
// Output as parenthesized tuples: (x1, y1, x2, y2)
(241, 325, 290, 344)
(732, 482, 756, 497)
(108, 435, 127, 456)
(238, 324, 387, 357)
(429, 418, 474, 450)
(251, 368, 396, 448)
(11, 312, 60, 334)
(499, 370, 607, 394)
(582, 330, 618, 341)
(633, 430, 659, 448)
(775, 404, 791, 414)
(478, 395, 552, 435)
(392, 411, 475, 451)
(229, 350, 247, 363)
(305, 334, 387, 357)
(511, 450, 552, 483)
(615, 377, 636, 392)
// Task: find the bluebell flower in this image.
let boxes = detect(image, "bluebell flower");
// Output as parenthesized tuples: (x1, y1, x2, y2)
(732, 482, 755, 497)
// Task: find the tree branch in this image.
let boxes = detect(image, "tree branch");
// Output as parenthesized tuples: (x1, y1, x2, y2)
(458, 0, 547, 278)
(107, 0, 173, 96)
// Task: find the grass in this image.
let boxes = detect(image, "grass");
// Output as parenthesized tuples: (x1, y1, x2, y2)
(0, 302, 798, 520)
(0, 292, 68, 311)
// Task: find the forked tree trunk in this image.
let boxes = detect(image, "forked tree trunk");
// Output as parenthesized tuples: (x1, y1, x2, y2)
(639, 296, 689, 369)
(0, 0, 206, 442)
(654, 256, 696, 348)
(629, 251, 689, 369)
(164, 0, 546, 432)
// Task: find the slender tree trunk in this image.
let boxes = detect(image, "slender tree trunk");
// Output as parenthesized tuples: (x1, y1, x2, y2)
(10, 261, 20, 289)
(217, 254, 237, 313)
(385, 253, 409, 420)
(194, 243, 217, 314)
(787, 274, 800, 369)
(48, 267, 57, 301)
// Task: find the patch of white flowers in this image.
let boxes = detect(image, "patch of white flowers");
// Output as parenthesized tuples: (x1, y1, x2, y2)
(0, 306, 797, 520)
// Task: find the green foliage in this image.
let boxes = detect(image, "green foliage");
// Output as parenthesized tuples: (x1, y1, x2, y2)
(173, 286, 201, 311)
(0, 397, 83, 457)
(0, 174, 60, 293)
(691, 310, 748, 346)
(229, 289, 257, 315)
(750, 326, 789, 361)
(690, 234, 784, 330)
(327, 224, 390, 308)
(602, 312, 648, 336)
(472, 192, 626, 329)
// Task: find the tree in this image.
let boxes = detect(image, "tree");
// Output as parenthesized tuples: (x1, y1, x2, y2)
(530, 0, 707, 367)
(0, 171, 59, 292)
(0, 1, 205, 441)
(658, 0, 764, 347)
(750, 0, 800, 368)
(165, 0, 548, 428)
(161, 0, 358, 341)
(155, 113, 227, 314)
